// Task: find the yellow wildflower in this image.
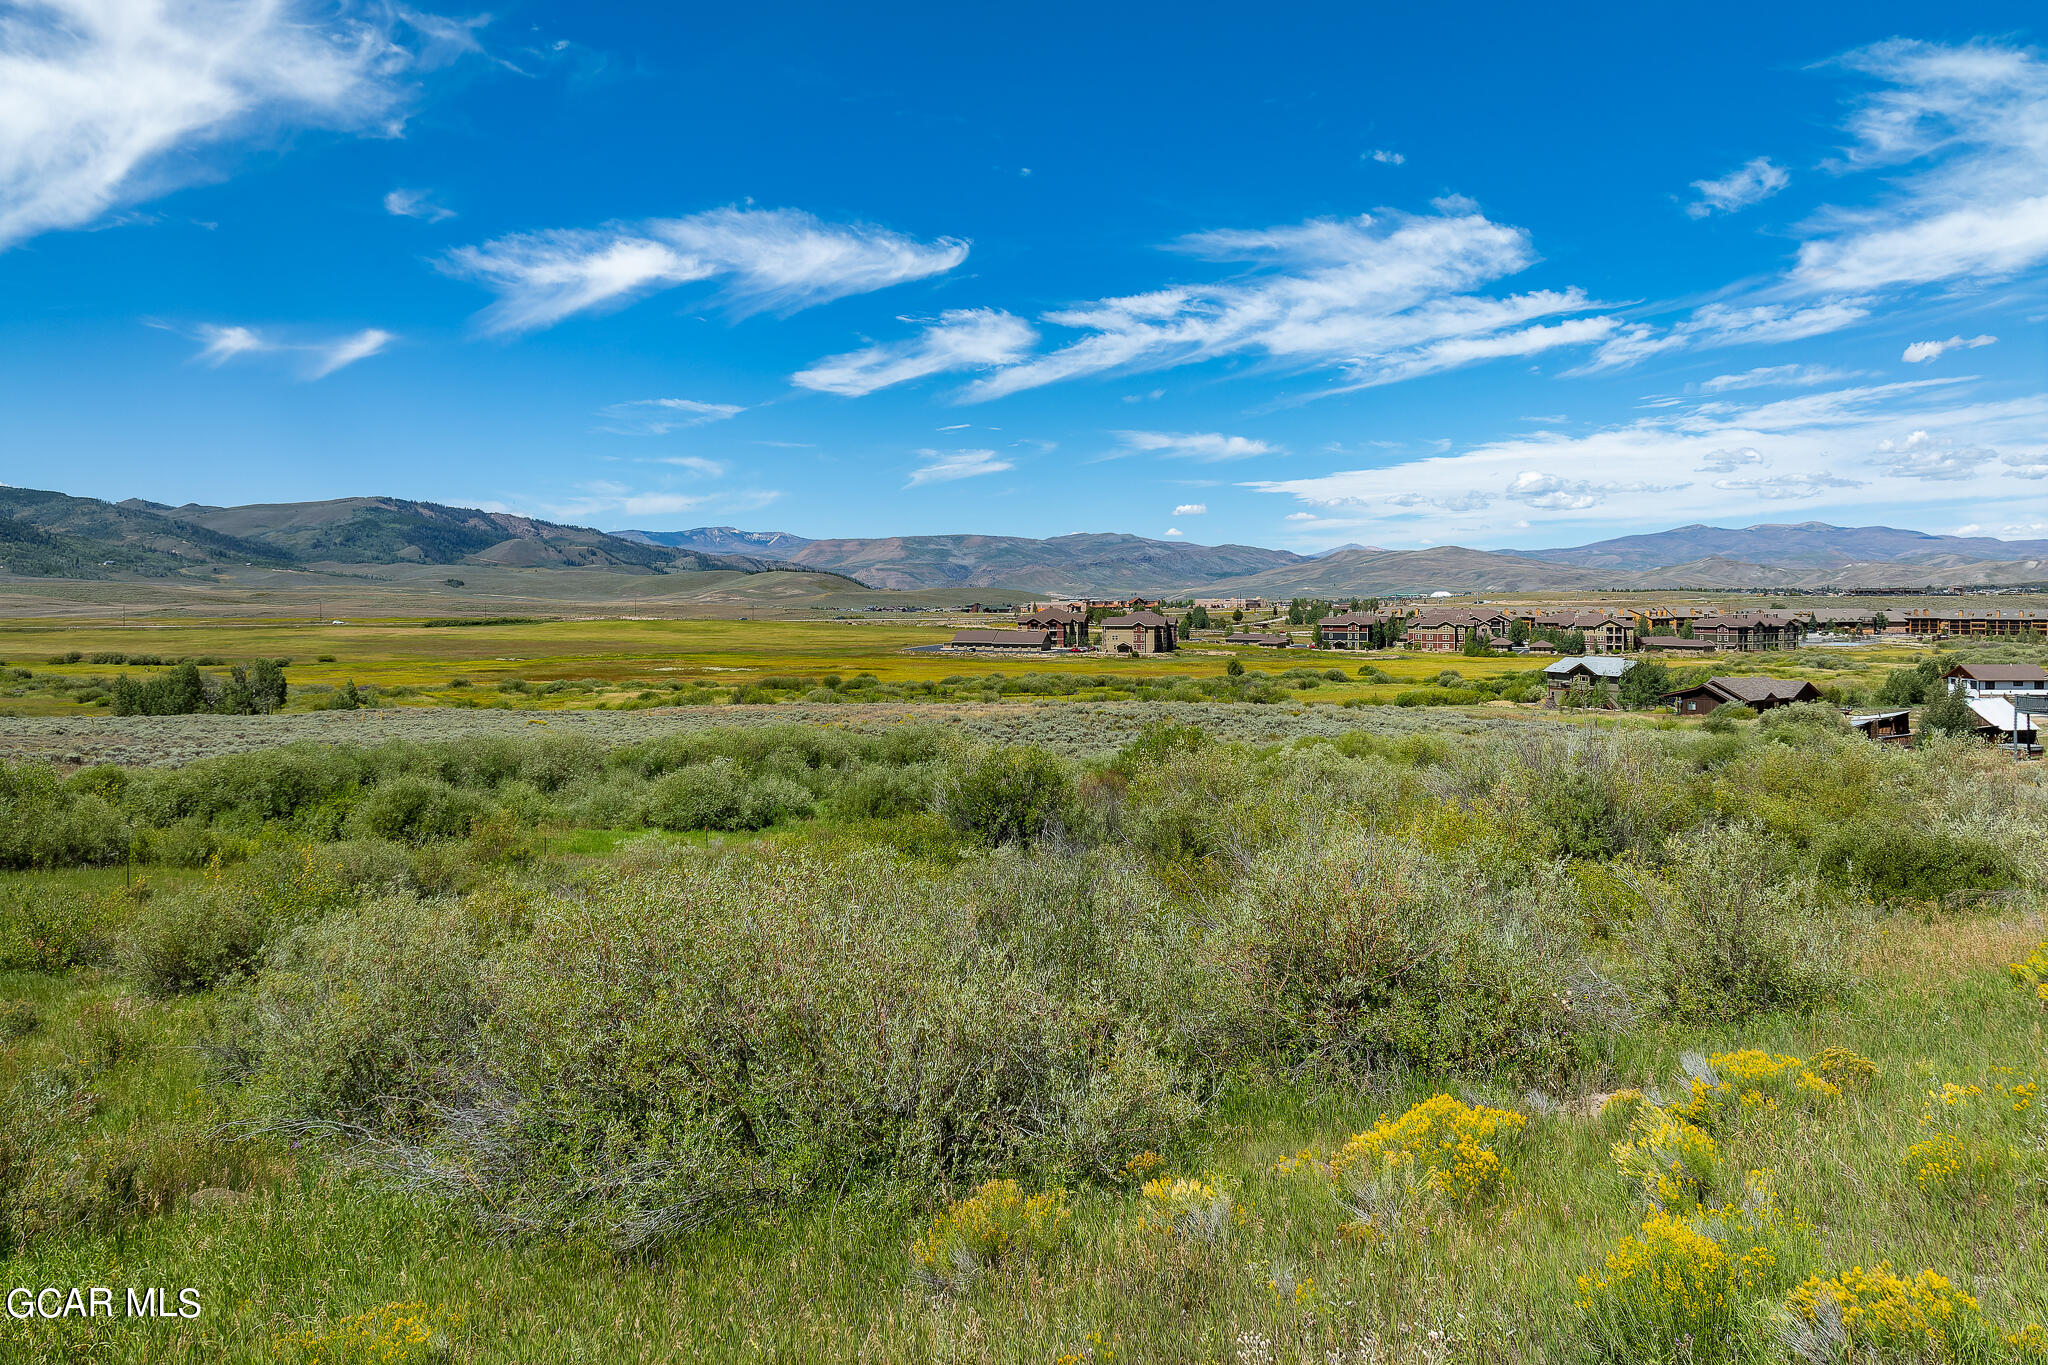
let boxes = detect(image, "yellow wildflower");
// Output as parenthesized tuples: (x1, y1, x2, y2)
(272, 1302, 464, 1364)
(1327, 1094, 1526, 1201)
(908, 1180, 1070, 1287)
(1786, 1263, 1982, 1359)
(1612, 1106, 1719, 1208)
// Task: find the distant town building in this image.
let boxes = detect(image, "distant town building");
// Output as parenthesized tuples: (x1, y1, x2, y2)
(1943, 663, 2048, 698)
(1661, 676, 1821, 715)
(1318, 610, 1398, 649)
(1099, 610, 1177, 654)
(1017, 604, 1089, 647)
(1406, 609, 1509, 653)
(947, 629, 1054, 651)
(1687, 613, 1800, 652)
(1542, 655, 1633, 708)
(1224, 633, 1291, 648)
(1902, 608, 2048, 638)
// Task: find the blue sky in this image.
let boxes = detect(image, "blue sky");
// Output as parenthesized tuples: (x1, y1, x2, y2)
(2, 2, 2045, 552)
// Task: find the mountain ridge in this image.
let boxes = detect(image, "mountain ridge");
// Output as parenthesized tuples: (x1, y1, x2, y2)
(0, 488, 827, 582)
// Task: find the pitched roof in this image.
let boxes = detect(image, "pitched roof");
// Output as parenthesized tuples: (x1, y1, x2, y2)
(1544, 655, 1632, 678)
(1019, 605, 1086, 623)
(1321, 611, 1390, 628)
(1705, 676, 1819, 704)
(1945, 663, 2048, 682)
(1641, 636, 1719, 650)
(1101, 610, 1171, 628)
(950, 629, 1053, 647)
(1967, 697, 2040, 732)
(1225, 633, 1290, 645)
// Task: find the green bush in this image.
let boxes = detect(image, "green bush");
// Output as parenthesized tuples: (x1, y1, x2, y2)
(346, 776, 486, 844)
(642, 759, 815, 831)
(1202, 831, 1619, 1081)
(1815, 819, 2016, 902)
(119, 883, 273, 995)
(937, 746, 1082, 848)
(252, 849, 1199, 1249)
(1629, 825, 1845, 1022)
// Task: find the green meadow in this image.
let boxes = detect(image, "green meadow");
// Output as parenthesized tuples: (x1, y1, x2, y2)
(1, 703, 2043, 1362)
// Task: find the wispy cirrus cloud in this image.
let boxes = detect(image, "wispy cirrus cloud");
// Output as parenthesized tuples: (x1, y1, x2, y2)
(905, 448, 1012, 487)
(0, 2, 473, 251)
(594, 398, 746, 434)
(441, 206, 968, 335)
(509, 482, 783, 524)
(1574, 300, 1871, 373)
(178, 322, 394, 379)
(1685, 157, 1790, 218)
(384, 187, 454, 222)
(795, 205, 1614, 402)
(1696, 364, 1861, 393)
(1792, 41, 2048, 294)
(1113, 431, 1281, 462)
(792, 309, 1036, 396)
(1902, 334, 1996, 363)
(1583, 41, 2048, 373)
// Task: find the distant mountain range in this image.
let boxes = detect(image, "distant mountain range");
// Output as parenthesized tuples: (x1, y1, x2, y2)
(613, 520, 2048, 596)
(5, 486, 2046, 598)
(0, 488, 823, 581)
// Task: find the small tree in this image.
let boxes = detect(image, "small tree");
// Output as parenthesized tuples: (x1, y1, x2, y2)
(1919, 688, 1977, 741)
(1460, 630, 1492, 657)
(1617, 660, 1670, 709)
(249, 658, 289, 711)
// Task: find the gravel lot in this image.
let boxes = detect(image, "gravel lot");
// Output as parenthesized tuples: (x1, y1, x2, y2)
(0, 700, 1543, 766)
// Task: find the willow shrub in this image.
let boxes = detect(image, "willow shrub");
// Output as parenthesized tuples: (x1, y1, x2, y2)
(250, 845, 1199, 1250)
(1628, 824, 1848, 1023)
(1202, 829, 1621, 1082)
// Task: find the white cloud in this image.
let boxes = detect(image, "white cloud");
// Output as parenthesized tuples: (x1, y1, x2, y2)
(1685, 157, 1790, 218)
(305, 327, 395, 378)
(384, 187, 454, 222)
(1245, 377, 2048, 537)
(1697, 446, 1764, 472)
(1572, 42, 2048, 378)
(804, 207, 1613, 402)
(523, 483, 782, 523)
(595, 398, 746, 434)
(1575, 300, 1871, 373)
(193, 323, 267, 366)
(1870, 428, 2000, 481)
(650, 456, 727, 477)
(183, 322, 392, 379)
(1368, 149, 1405, 165)
(1902, 334, 1997, 363)
(0, 2, 469, 250)
(1698, 364, 1860, 393)
(1284, 511, 1315, 520)
(905, 448, 1012, 487)
(791, 309, 1036, 396)
(1791, 41, 2048, 294)
(1114, 431, 1280, 462)
(1163, 527, 1184, 536)
(1501, 471, 1688, 511)
(442, 206, 968, 334)
(1709, 471, 1865, 500)
(1173, 503, 1208, 516)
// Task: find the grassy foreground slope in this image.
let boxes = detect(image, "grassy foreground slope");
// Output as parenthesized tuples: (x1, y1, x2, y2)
(1, 709, 2044, 1363)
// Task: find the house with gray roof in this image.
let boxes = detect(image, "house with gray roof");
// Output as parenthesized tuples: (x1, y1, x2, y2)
(1542, 655, 1633, 708)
